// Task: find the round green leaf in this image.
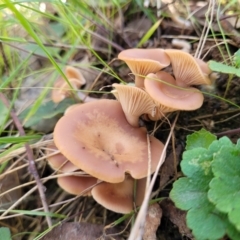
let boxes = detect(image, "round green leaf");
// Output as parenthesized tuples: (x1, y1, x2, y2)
(186, 128, 216, 151)
(187, 207, 226, 240)
(181, 148, 212, 178)
(170, 177, 209, 210)
(209, 145, 240, 231)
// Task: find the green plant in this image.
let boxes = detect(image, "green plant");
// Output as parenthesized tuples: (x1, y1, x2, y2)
(0, 227, 12, 240)
(170, 129, 240, 240)
(208, 49, 240, 97)
(208, 49, 240, 77)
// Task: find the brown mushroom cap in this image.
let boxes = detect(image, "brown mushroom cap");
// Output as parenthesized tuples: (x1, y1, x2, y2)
(65, 66, 86, 86)
(118, 49, 170, 87)
(144, 72, 204, 110)
(111, 83, 156, 127)
(164, 49, 211, 86)
(91, 175, 146, 214)
(46, 143, 97, 196)
(58, 175, 97, 196)
(51, 66, 87, 103)
(46, 143, 78, 172)
(54, 99, 165, 183)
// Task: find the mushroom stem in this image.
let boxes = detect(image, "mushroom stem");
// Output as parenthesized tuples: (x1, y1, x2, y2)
(124, 115, 140, 128)
(77, 92, 98, 103)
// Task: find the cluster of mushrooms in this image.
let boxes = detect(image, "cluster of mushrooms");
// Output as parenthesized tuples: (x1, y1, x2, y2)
(46, 48, 213, 214)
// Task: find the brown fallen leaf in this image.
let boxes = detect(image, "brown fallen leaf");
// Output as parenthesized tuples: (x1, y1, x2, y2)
(0, 165, 22, 209)
(160, 198, 193, 239)
(160, 145, 182, 189)
(41, 222, 123, 240)
(143, 203, 162, 240)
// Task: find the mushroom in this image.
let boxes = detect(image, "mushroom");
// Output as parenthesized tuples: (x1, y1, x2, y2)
(46, 142, 97, 196)
(164, 49, 211, 87)
(51, 66, 97, 103)
(54, 99, 165, 183)
(111, 83, 156, 127)
(46, 142, 78, 172)
(52, 66, 86, 103)
(92, 175, 146, 214)
(57, 175, 98, 196)
(118, 49, 170, 88)
(144, 71, 204, 111)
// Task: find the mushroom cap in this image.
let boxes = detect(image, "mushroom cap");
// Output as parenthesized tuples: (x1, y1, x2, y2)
(65, 66, 86, 86)
(51, 66, 86, 103)
(91, 176, 146, 213)
(57, 175, 97, 196)
(52, 78, 81, 103)
(118, 49, 170, 87)
(54, 99, 165, 183)
(144, 72, 204, 110)
(111, 83, 156, 127)
(46, 143, 78, 172)
(164, 49, 211, 86)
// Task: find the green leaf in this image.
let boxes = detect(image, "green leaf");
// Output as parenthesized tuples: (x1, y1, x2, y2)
(207, 136, 233, 156)
(23, 43, 59, 58)
(208, 60, 240, 77)
(186, 128, 216, 151)
(0, 227, 11, 240)
(0, 209, 65, 218)
(187, 208, 226, 240)
(137, 19, 162, 47)
(0, 99, 9, 126)
(208, 144, 240, 230)
(234, 49, 240, 68)
(0, 135, 41, 144)
(180, 147, 212, 178)
(19, 98, 75, 133)
(170, 177, 210, 210)
(226, 220, 240, 240)
(170, 130, 240, 239)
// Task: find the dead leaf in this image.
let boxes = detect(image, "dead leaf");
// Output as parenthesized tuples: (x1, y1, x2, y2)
(41, 222, 123, 240)
(143, 203, 162, 240)
(160, 145, 182, 188)
(160, 198, 193, 239)
(124, 17, 152, 44)
(0, 165, 22, 209)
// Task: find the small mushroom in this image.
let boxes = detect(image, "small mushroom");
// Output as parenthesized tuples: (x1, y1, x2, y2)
(164, 49, 211, 87)
(46, 142, 97, 196)
(118, 49, 170, 87)
(52, 66, 97, 103)
(144, 71, 204, 111)
(65, 66, 86, 83)
(54, 99, 165, 183)
(92, 175, 146, 214)
(111, 83, 156, 127)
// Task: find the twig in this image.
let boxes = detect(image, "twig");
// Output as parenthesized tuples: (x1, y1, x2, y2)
(215, 128, 240, 137)
(195, 0, 216, 58)
(0, 93, 52, 227)
(145, 134, 152, 195)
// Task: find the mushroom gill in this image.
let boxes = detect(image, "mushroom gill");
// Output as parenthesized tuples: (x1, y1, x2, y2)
(164, 49, 211, 87)
(112, 83, 156, 127)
